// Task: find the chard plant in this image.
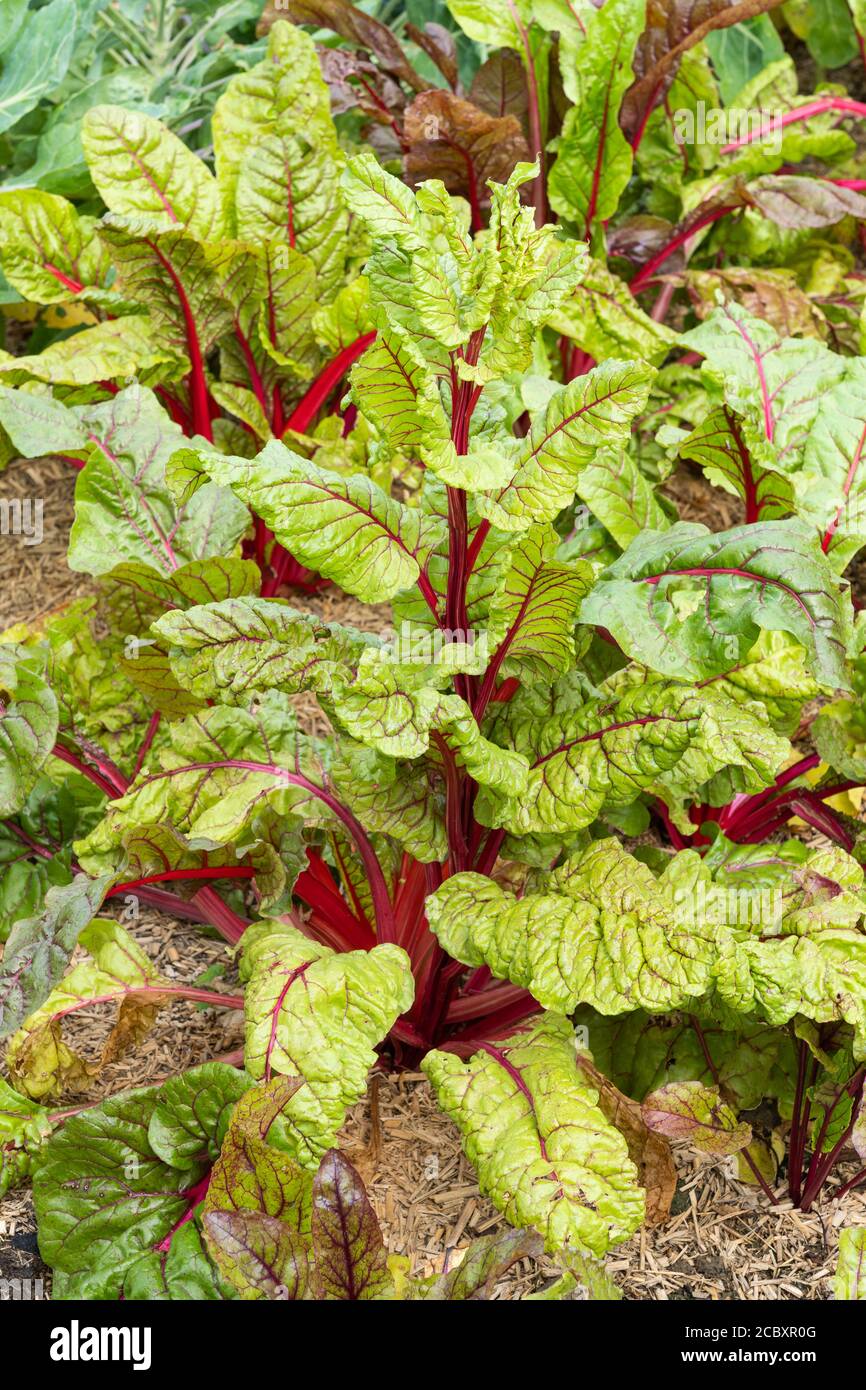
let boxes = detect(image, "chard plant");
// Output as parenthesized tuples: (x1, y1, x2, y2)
(4, 150, 866, 1300)
(0, 0, 265, 196)
(0, 20, 383, 592)
(419, 0, 866, 383)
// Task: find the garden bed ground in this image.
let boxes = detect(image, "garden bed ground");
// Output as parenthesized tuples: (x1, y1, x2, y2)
(2, 456, 866, 1300)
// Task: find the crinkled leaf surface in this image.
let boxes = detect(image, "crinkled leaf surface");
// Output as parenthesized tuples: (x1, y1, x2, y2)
(427, 838, 719, 1014)
(423, 1014, 645, 1255)
(32, 1087, 208, 1298)
(0, 643, 58, 817)
(241, 922, 414, 1166)
(580, 520, 853, 689)
(169, 442, 445, 603)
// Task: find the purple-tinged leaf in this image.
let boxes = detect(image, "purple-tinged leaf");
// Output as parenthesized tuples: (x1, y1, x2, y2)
(311, 1148, 392, 1299)
(204, 1209, 310, 1300)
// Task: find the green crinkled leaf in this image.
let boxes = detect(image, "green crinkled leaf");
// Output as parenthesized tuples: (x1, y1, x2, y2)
(524, 1250, 622, 1301)
(341, 152, 425, 251)
(576, 1007, 792, 1112)
(427, 839, 718, 1014)
(73, 696, 327, 872)
(814, 698, 866, 783)
(105, 556, 261, 619)
(32, 1086, 208, 1298)
(331, 742, 446, 863)
(149, 1063, 253, 1171)
(477, 361, 655, 531)
(0, 314, 180, 386)
(97, 215, 234, 360)
(0, 189, 108, 303)
(154, 596, 377, 703)
(480, 679, 788, 835)
(793, 359, 866, 570)
(547, 0, 643, 235)
(0, 386, 89, 456)
(641, 1081, 752, 1155)
(0, 874, 113, 1040)
(333, 659, 529, 797)
(349, 320, 449, 459)
(549, 256, 680, 367)
(0, 1076, 53, 1200)
(81, 106, 224, 241)
(0, 386, 247, 579)
(0, 643, 58, 816)
(714, 928, 866, 1051)
(236, 132, 347, 298)
(575, 447, 671, 549)
(682, 301, 846, 475)
(123, 1223, 223, 1301)
(679, 405, 794, 521)
(486, 524, 592, 681)
(213, 20, 338, 236)
(579, 519, 853, 690)
(627, 632, 818, 736)
(203, 1076, 311, 1225)
(240, 921, 414, 1165)
(422, 1014, 645, 1255)
(66, 387, 249, 577)
(169, 441, 445, 603)
(0, 823, 73, 946)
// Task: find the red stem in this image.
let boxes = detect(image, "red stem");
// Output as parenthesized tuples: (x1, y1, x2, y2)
(654, 798, 689, 850)
(148, 239, 212, 441)
(190, 884, 249, 945)
(234, 327, 270, 423)
(132, 711, 161, 780)
(51, 742, 128, 799)
(283, 333, 376, 436)
(506, 0, 546, 226)
(834, 1165, 866, 1199)
(293, 865, 376, 951)
(132, 758, 396, 942)
(108, 866, 255, 895)
(630, 205, 737, 294)
(44, 263, 83, 295)
(155, 387, 193, 431)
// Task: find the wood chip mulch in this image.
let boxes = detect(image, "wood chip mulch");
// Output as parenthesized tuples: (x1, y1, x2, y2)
(0, 456, 91, 630)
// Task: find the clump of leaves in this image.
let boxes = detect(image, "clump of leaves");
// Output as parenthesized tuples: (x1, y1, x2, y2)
(7, 1, 866, 1304)
(0, 0, 265, 198)
(0, 20, 382, 590)
(23, 1066, 617, 1299)
(5, 151, 866, 1303)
